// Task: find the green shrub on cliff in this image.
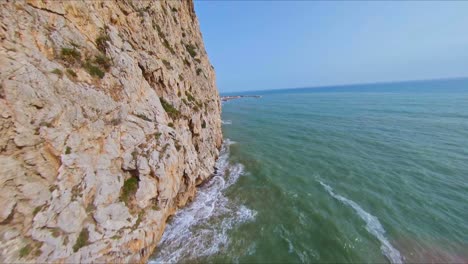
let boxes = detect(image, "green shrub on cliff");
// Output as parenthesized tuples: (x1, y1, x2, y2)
(19, 245, 31, 258)
(121, 177, 139, 204)
(155, 24, 175, 54)
(73, 228, 89, 252)
(51, 68, 63, 76)
(60, 48, 81, 64)
(160, 98, 180, 119)
(95, 33, 110, 53)
(66, 69, 77, 78)
(83, 61, 105, 79)
(94, 54, 112, 70)
(185, 91, 195, 102)
(184, 43, 197, 58)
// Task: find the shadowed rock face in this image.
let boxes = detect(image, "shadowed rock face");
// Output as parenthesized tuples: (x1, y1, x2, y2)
(0, 0, 222, 262)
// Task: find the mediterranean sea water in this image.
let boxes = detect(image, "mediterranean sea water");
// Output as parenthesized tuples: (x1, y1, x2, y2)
(151, 78, 468, 263)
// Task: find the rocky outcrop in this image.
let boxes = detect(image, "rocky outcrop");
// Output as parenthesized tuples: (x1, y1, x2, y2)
(0, 0, 222, 262)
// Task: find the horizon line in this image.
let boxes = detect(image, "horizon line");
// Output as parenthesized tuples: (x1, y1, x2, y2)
(220, 76, 468, 95)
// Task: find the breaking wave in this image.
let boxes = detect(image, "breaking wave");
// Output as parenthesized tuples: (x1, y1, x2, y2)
(222, 120, 232, 125)
(319, 181, 403, 264)
(151, 140, 255, 263)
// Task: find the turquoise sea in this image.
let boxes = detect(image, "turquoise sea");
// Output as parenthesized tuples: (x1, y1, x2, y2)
(152, 78, 468, 263)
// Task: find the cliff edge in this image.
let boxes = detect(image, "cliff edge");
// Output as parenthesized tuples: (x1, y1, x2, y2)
(0, 0, 222, 262)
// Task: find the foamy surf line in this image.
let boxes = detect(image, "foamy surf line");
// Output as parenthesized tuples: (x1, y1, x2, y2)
(319, 181, 403, 264)
(150, 139, 255, 263)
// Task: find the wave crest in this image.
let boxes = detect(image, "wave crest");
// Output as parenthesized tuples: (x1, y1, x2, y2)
(319, 181, 403, 264)
(151, 140, 255, 263)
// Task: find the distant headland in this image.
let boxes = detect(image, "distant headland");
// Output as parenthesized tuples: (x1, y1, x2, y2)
(221, 95, 262, 102)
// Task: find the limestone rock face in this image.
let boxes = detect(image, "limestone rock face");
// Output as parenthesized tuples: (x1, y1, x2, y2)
(0, 0, 222, 262)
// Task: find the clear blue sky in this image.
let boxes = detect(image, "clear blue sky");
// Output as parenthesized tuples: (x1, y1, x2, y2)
(194, 1, 468, 93)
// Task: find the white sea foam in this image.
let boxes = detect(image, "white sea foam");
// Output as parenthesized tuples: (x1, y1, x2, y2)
(151, 140, 255, 263)
(275, 224, 310, 263)
(319, 181, 403, 264)
(222, 120, 232, 125)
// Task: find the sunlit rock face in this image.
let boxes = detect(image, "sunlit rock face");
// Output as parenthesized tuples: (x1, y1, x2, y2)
(0, 0, 222, 262)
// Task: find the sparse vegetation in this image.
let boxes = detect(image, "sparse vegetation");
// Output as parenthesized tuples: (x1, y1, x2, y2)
(65, 146, 71, 155)
(63, 236, 69, 246)
(33, 206, 42, 216)
(51, 229, 60, 238)
(168, 122, 174, 128)
(66, 68, 77, 78)
(73, 228, 89, 252)
(94, 54, 112, 70)
(19, 245, 31, 258)
(39, 121, 52, 127)
(162, 39, 175, 54)
(136, 113, 151, 122)
(96, 32, 111, 53)
(160, 143, 170, 159)
(183, 91, 204, 111)
(185, 91, 195, 102)
(196, 68, 203, 76)
(154, 132, 162, 140)
(160, 98, 180, 119)
(155, 24, 164, 37)
(195, 101, 203, 108)
(175, 141, 181, 151)
(111, 118, 122, 126)
(131, 150, 138, 161)
(60, 48, 78, 57)
(70, 41, 80, 48)
(71, 185, 81, 200)
(83, 61, 105, 79)
(121, 177, 139, 204)
(133, 211, 144, 229)
(155, 24, 175, 54)
(60, 48, 81, 63)
(51, 68, 63, 76)
(86, 203, 96, 213)
(184, 43, 197, 58)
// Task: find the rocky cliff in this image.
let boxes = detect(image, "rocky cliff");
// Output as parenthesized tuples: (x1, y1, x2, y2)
(0, 0, 222, 262)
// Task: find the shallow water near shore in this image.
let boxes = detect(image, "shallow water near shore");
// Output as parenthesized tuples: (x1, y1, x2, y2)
(151, 78, 468, 263)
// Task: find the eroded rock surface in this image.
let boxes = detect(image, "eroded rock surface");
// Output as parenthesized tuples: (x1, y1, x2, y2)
(0, 0, 222, 262)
